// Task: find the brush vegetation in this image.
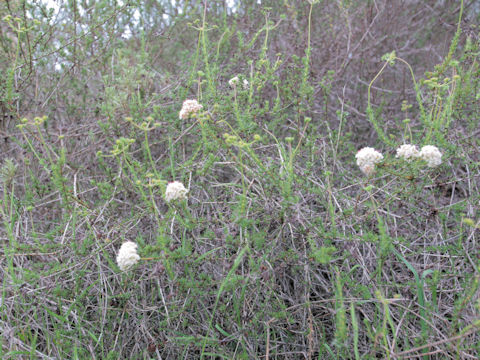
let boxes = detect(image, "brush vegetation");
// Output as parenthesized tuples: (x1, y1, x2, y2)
(1, 0, 480, 359)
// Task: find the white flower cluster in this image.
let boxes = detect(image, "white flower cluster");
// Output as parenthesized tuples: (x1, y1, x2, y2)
(396, 144, 420, 161)
(419, 145, 442, 167)
(116, 241, 140, 271)
(228, 75, 249, 89)
(179, 99, 203, 120)
(355, 147, 384, 176)
(395, 144, 442, 167)
(165, 181, 188, 202)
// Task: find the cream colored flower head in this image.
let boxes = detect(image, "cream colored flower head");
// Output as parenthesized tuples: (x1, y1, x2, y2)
(116, 241, 140, 271)
(396, 144, 420, 161)
(228, 75, 249, 89)
(179, 99, 203, 120)
(165, 181, 188, 202)
(419, 145, 442, 167)
(355, 147, 383, 176)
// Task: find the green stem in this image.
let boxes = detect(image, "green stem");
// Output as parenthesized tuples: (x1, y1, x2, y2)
(367, 60, 394, 146)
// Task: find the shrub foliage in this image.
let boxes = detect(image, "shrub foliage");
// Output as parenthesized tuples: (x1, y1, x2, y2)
(1, 0, 479, 358)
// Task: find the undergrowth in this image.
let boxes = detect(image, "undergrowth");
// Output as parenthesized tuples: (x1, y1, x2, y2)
(1, 0, 479, 359)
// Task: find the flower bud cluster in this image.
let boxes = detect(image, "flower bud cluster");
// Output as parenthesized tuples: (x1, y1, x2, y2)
(179, 99, 203, 120)
(356, 144, 443, 176)
(165, 181, 188, 202)
(116, 241, 140, 271)
(355, 147, 384, 176)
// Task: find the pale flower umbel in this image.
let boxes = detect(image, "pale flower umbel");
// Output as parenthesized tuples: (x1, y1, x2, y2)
(179, 99, 203, 120)
(228, 75, 249, 89)
(396, 144, 420, 161)
(419, 145, 442, 167)
(116, 241, 140, 271)
(355, 147, 383, 176)
(165, 181, 188, 202)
